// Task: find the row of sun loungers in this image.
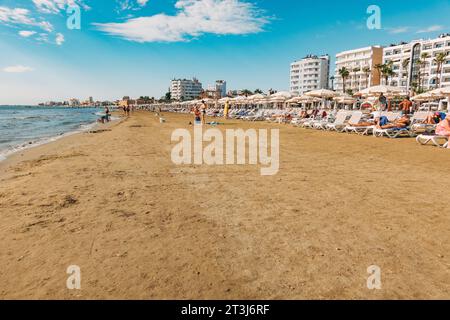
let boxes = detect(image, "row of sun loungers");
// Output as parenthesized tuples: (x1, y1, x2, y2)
(153, 106, 449, 149)
(290, 110, 449, 147)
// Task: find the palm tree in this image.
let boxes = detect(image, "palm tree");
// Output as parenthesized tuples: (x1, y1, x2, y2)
(352, 67, 361, 91)
(374, 63, 384, 84)
(241, 89, 253, 97)
(419, 52, 430, 91)
(362, 66, 371, 89)
(380, 61, 395, 85)
(338, 67, 350, 94)
(254, 89, 264, 94)
(402, 58, 410, 88)
(433, 52, 447, 88)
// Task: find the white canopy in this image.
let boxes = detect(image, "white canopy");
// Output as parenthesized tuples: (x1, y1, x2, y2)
(358, 85, 405, 97)
(218, 97, 232, 104)
(305, 89, 339, 98)
(270, 91, 293, 99)
(333, 95, 356, 104)
(428, 87, 450, 97)
(411, 92, 438, 102)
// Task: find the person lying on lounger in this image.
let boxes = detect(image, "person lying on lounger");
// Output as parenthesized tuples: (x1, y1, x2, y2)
(423, 112, 446, 124)
(435, 116, 450, 136)
(376, 115, 410, 129)
(349, 115, 386, 127)
(299, 110, 309, 119)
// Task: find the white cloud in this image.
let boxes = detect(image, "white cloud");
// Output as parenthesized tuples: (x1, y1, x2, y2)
(19, 30, 37, 37)
(388, 26, 409, 34)
(137, 0, 149, 6)
(3, 65, 34, 73)
(116, 0, 149, 11)
(32, 0, 90, 14)
(417, 25, 444, 34)
(0, 6, 54, 32)
(56, 33, 65, 45)
(95, 0, 269, 43)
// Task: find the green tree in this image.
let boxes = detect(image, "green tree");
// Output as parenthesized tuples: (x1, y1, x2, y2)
(362, 66, 371, 89)
(402, 58, 410, 88)
(338, 67, 350, 94)
(418, 52, 430, 91)
(433, 52, 447, 88)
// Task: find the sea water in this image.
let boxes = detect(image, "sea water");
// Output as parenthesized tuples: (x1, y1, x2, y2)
(0, 106, 106, 161)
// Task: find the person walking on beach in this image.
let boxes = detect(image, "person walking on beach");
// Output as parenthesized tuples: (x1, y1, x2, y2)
(201, 100, 207, 125)
(224, 101, 229, 119)
(378, 93, 388, 111)
(104, 106, 110, 122)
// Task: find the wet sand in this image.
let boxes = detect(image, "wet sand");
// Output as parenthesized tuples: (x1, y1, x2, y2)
(0, 111, 449, 299)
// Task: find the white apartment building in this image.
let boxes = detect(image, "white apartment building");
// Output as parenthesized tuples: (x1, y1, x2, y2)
(290, 54, 330, 95)
(170, 78, 203, 101)
(215, 80, 227, 98)
(334, 46, 383, 93)
(383, 33, 450, 91)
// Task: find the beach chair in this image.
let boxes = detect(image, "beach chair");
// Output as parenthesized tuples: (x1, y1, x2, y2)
(416, 134, 449, 148)
(325, 111, 352, 132)
(409, 112, 435, 136)
(373, 126, 411, 138)
(344, 112, 375, 135)
(373, 112, 411, 138)
(311, 111, 333, 130)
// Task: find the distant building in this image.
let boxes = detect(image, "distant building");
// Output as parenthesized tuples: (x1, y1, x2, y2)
(334, 46, 383, 93)
(118, 96, 135, 107)
(290, 54, 330, 95)
(69, 98, 80, 106)
(383, 33, 450, 91)
(170, 78, 203, 101)
(215, 80, 227, 97)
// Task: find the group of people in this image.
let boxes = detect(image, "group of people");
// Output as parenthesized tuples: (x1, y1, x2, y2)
(122, 105, 132, 117)
(193, 100, 208, 125)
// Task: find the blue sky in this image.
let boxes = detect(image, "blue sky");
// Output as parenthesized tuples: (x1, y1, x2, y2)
(0, 0, 449, 104)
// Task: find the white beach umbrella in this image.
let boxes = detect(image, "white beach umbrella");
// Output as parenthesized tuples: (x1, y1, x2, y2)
(286, 97, 301, 104)
(411, 92, 438, 102)
(218, 97, 232, 104)
(358, 85, 404, 97)
(428, 87, 450, 97)
(270, 91, 292, 99)
(333, 95, 356, 104)
(305, 89, 338, 99)
(247, 94, 266, 103)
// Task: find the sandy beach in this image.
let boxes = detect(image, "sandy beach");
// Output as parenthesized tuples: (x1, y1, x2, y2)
(0, 110, 449, 299)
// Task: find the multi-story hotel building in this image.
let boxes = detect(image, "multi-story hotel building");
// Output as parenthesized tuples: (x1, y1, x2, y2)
(383, 33, 450, 91)
(214, 80, 227, 98)
(170, 78, 203, 101)
(334, 46, 383, 93)
(290, 54, 330, 95)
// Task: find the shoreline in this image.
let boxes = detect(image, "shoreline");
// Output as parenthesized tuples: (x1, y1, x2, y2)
(0, 115, 123, 178)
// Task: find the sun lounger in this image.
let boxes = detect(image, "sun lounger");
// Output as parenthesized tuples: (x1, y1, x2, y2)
(325, 111, 352, 132)
(416, 134, 449, 148)
(409, 112, 435, 135)
(344, 111, 392, 135)
(373, 126, 411, 138)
